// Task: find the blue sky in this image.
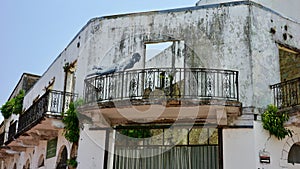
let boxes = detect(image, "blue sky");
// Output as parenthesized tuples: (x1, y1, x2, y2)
(0, 1, 197, 121)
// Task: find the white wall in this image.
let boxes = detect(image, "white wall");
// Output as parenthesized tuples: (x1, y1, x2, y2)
(223, 128, 256, 169)
(15, 1, 300, 169)
(249, 4, 300, 108)
(77, 124, 107, 169)
(77, 4, 254, 107)
(223, 123, 300, 169)
(252, 0, 300, 23)
(22, 0, 284, 125)
(253, 121, 300, 169)
(196, 0, 300, 23)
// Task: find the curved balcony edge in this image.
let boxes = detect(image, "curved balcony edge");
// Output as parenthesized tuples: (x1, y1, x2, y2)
(84, 67, 239, 105)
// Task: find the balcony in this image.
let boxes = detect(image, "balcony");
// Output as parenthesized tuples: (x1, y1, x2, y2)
(17, 90, 77, 137)
(83, 68, 241, 126)
(3, 90, 77, 147)
(85, 68, 239, 103)
(7, 122, 17, 143)
(270, 77, 300, 109)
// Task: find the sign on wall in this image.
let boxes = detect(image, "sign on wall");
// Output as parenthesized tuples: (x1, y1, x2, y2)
(259, 150, 271, 164)
(46, 137, 58, 159)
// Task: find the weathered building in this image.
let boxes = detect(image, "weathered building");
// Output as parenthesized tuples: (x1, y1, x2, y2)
(0, 0, 300, 169)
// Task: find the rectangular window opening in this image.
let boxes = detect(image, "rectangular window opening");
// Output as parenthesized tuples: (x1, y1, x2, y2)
(145, 41, 185, 68)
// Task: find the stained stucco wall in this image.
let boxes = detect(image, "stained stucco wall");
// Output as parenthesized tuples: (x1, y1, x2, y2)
(76, 4, 253, 106)
(249, 4, 300, 109)
(17, 1, 300, 169)
(74, 4, 252, 169)
(196, 0, 300, 23)
(84, 1, 300, 111)
(23, 2, 257, 116)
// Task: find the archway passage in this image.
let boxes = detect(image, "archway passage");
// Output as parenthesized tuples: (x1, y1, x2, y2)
(38, 154, 45, 167)
(56, 146, 68, 169)
(288, 143, 300, 164)
(23, 159, 30, 169)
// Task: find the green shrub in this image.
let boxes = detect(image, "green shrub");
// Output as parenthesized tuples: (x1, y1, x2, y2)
(261, 104, 293, 140)
(13, 90, 25, 114)
(0, 90, 25, 119)
(0, 99, 14, 119)
(67, 158, 78, 168)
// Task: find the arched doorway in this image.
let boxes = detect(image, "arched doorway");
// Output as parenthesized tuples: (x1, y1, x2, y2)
(38, 154, 45, 168)
(67, 142, 79, 169)
(288, 143, 300, 165)
(56, 146, 68, 169)
(23, 159, 30, 169)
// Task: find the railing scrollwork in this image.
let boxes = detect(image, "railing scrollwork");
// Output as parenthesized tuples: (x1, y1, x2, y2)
(270, 77, 300, 109)
(84, 68, 239, 103)
(17, 90, 77, 136)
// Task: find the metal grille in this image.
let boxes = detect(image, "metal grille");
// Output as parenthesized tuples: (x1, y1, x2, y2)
(270, 77, 300, 109)
(114, 145, 218, 169)
(7, 121, 17, 143)
(17, 90, 77, 136)
(113, 126, 219, 169)
(0, 132, 4, 146)
(84, 68, 239, 103)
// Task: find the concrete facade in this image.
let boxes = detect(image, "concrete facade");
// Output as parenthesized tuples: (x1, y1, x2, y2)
(196, 0, 300, 23)
(0, 0, 300, 169)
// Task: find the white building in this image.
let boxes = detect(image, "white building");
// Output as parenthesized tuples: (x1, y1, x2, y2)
(0, 0, 300, 169)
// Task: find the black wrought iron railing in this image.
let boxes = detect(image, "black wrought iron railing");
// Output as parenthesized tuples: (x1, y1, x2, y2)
(85, 68, 239, 104)
(17, 90, 77, 136)
(0, 132, 5, 146)
(270, 77, 300, 109)
(7, 121, 17, 143)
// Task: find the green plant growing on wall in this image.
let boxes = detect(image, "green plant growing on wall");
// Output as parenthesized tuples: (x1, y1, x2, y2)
(13, 90, 25, 114)
(261, 104, 293, 140)
(0, 90, 25, 119)
(67, 157, 78, 168)
(62, 102, 80, 143)
(0, 99, 14, 119)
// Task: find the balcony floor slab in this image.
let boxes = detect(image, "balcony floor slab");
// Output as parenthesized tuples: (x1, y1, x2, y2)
(79, 99, 241, 127)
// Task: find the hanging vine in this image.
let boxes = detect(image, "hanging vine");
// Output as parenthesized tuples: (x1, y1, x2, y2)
(62, 102, 80, 143)
(63, 99, 85, 169)
(261, 104, 293, 140)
